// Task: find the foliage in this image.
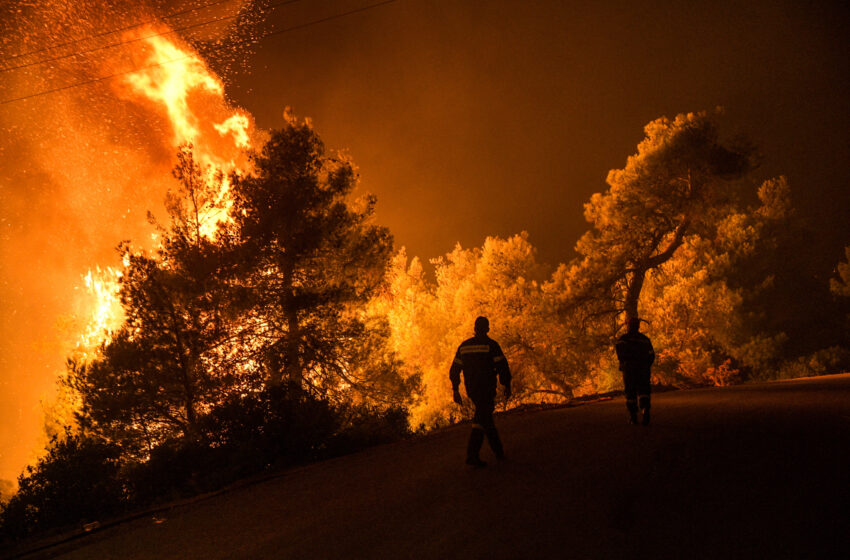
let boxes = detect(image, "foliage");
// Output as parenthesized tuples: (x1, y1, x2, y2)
(127, 387, 409, 505)
(775, 346, 850, 380)
(0, 433, 125, 540)
(0, 479, 16, 505)
(66, 119, 409, 459)
(542, 113, 798, 388)
(67, 151, 249, 456)
(830, 246, 850, 344)
(5, 118, 414, 540)
(830, 246, 850, 299)
(1, 390, 410, 541)
(227, 115, 395, 395)
(570, 111, 755, 320)
(15, 108, 837, 540)
(371, 111, 798, 418)
(374, 233, 591, 428)
(128, 385, 339, 503)
(639, 177, 792, 385)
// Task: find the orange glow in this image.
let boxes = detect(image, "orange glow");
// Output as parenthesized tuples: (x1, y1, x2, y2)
(69, 31, 259, 361)
(119, 30, 257, 238)
(0, 16, 265, 484)
(77, 265, 123, 359)
(214, 113, 252, 149)
(123, 35, 224, 148)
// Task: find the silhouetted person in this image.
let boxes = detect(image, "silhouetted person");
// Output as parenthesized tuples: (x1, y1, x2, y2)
(616, 317, 655, 425)
(450, 316, 512, 467)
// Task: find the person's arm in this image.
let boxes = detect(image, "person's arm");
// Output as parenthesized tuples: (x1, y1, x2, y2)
(450, 348, 463, 404)
(646, 338, 655, 368)
(615, 338, 626, 371)
(493, 342, 512, 398)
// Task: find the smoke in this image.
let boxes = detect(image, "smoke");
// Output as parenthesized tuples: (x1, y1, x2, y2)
(0, 0, 261, 482)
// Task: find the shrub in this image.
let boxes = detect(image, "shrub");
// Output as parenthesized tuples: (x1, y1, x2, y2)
(0, 434, 125, 541)
(331, 404, 410, 455)
(127, 386, 341, 505)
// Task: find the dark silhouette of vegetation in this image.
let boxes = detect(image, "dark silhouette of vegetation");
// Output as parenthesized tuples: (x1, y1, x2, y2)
(228, 115, 395, 393)
(0, 433, 125, 539)
(0, 390, 409, 543)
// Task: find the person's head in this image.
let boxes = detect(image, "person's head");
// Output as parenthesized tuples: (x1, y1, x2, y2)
(474, 316, 490, 336)
(626, 317, 641, 333)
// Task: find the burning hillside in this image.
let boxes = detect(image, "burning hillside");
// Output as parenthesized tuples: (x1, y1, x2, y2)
(0, 0, 261, 483)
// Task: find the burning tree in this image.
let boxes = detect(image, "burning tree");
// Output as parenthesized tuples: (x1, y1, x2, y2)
(227, 114, 398, 397)
(66, 116, 410, 454)
(68, 151, 243, 455)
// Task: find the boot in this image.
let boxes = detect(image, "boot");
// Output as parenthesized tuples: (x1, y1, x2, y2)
(627, 401, 639, 425)
(466, 428, 486, 467)
(485, 427, 505, 460)
(638, 396, 651, 426)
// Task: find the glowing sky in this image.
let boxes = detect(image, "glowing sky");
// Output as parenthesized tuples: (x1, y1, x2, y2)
(228, 0, 850, 266)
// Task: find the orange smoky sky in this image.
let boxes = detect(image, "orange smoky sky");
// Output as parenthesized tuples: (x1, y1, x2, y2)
(0, 0, 255, 483)
(1, 0, 849, 483)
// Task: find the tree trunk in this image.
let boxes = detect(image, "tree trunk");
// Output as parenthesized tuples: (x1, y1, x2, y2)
(281, 259, 303, 392)
(285, 306, 302, 392)
(624, 217, 691, 322)
(624, 267, 647, 321)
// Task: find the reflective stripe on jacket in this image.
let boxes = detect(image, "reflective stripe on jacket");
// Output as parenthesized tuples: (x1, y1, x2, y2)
(450, 335, 511, 401)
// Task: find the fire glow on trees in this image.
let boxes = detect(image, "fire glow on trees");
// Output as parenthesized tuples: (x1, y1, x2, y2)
(77, 29, 259, 357)
(0, 1, 260, 483)
(3, 0, 843, 495)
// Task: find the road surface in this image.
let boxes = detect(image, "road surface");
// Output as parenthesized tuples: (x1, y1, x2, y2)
(16, 374, 850, 559)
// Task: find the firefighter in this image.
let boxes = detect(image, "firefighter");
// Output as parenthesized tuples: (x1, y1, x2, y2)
(450, 316, 512, 467)
(615, 316, 655, 426)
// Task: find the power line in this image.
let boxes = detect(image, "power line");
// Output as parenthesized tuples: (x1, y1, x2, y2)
(2, 0, 237, 65)
(0, 0, 399, 106)
(0, 0, 304, 74)
(261, 0, 396, 40)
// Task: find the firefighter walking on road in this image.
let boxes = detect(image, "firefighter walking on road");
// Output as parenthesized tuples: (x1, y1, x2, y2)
(450, 316, 512, 467)
(615, 317, 655, 426)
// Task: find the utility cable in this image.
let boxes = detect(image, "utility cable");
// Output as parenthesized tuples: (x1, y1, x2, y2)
(2, 0, 239, 64)
(261, 0, 395, 40)
(0, 0, 399, 106)
(0, 0, 303, 74)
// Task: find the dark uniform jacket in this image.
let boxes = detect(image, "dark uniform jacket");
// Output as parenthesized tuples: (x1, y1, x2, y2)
(450, 335, 511, 403)
(615, 331, 655, 379)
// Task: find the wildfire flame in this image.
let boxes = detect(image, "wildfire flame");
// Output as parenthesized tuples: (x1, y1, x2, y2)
(78, 30, 257, 357)
(76, 266, 123, 358)
(121, 30, 256, 238)
(0, 1, 264, 483)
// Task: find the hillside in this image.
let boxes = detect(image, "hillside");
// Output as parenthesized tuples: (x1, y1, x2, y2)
(11, 374, 850, 559)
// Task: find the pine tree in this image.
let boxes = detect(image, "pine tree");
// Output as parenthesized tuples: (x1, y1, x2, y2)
(571, 111, 755, 322)
(228, 115, 394, 395)
(69, 148, 242, 454)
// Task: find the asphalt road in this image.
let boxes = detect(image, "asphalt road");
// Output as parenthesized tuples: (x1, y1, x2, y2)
(21, 374, 850, 559)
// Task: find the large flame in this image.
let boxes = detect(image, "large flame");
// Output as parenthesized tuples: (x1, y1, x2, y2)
(75, 31, 259, 358)
(120, 30, 256, 238)
(78, 266, 123, 354)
